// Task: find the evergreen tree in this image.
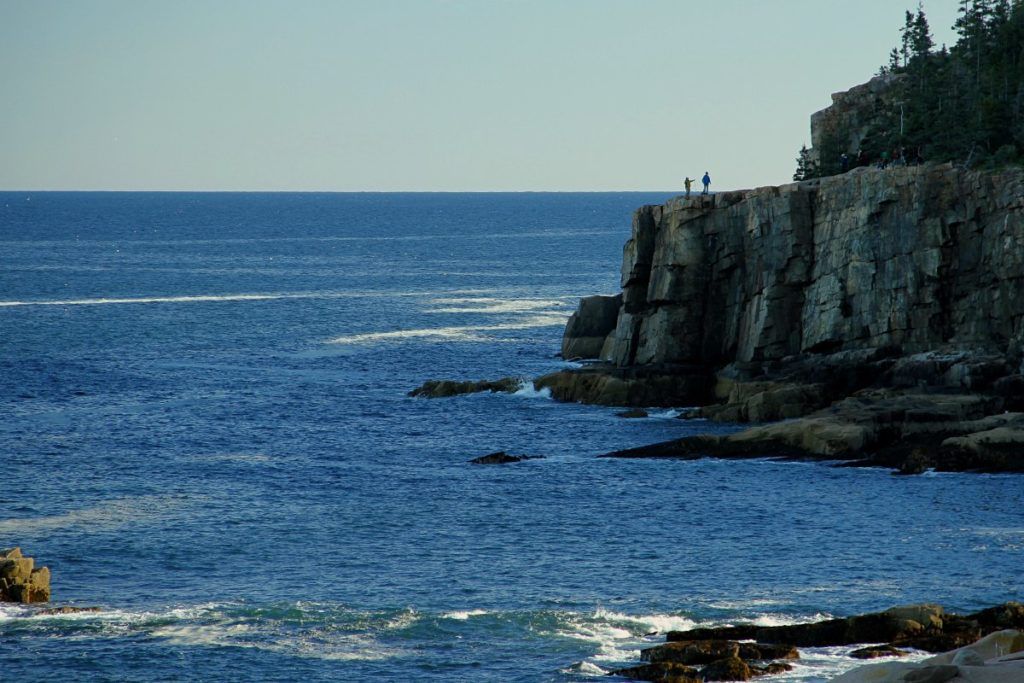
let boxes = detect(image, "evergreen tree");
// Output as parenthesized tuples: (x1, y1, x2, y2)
(793, 145, 818, 181)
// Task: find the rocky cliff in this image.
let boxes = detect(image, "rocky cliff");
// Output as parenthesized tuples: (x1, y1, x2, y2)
(588, 164, 1024, 370)
(546, 163, 1024, 472)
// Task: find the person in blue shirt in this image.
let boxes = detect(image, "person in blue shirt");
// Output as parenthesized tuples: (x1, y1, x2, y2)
(701, 172, 711, 195)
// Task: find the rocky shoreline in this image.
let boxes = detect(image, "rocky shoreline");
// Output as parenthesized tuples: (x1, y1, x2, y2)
(610, 603, 1024, 682)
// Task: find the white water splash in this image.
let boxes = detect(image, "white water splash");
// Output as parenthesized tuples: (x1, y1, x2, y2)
(440, 609, 489, 620)
(512, 381, 552, 399)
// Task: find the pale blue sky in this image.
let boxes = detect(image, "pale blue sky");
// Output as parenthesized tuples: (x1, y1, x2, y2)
(0, 1, 958, 191)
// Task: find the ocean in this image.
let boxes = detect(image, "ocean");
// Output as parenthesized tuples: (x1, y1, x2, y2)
(1, 192, 1021, 681)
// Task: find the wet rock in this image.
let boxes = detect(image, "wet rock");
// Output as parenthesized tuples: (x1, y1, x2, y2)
(895, 448, 932, 475)
(408, 377, 521, 398)
(849, 644, 909, 659)
(534, 366, 711, 407)
(610, 662, 702, 683)
(641, 639, 740, 666)
(700, 655, 752, 681)
(36, 605, 102, 615)
(603, 392, 1024, 473)
(468, 452, 541, 465)
(617, 409, 649, 418)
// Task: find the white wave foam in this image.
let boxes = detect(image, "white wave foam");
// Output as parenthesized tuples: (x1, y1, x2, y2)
(0, 288, 504, 309)
(592, 608, 699, 634)
(705, 598, 788, 610)
(425, 296, 569, 310)
(0, 293, 330, 307)
(748, 611, 834, 627)
(441, 609, 489, 620)
(562, 660, 609, 675)
(512, 381, 552, 399)
(326, 315, 567, 345)
(648, 409, 682, 419)
(0, 494, 196, 534)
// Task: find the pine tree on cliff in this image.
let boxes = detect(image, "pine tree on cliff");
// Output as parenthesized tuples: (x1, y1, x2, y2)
(793, 145, 818, 181)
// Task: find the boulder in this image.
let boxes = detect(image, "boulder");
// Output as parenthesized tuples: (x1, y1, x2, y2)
(0, 550, 50, 603)
(641, 639, 740, 666)
(560, 294, 621, 360)
(700, 655, 752, 681)
(610, 662, 702, 683)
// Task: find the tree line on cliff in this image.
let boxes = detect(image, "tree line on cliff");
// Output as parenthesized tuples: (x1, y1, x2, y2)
(796, 0, 1024, 179)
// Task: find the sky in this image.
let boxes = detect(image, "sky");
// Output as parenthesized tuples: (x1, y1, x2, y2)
(0, 0, 960, 191)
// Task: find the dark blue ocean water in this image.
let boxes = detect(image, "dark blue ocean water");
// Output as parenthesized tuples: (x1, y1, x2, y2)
(0, 192, 1021, 682)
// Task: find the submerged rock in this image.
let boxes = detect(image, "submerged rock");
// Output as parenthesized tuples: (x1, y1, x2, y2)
(408, 377, 521, 398)
(468, 452, 542, 465)
(36, 605, 102, 615)
(616, 408, 649, 418)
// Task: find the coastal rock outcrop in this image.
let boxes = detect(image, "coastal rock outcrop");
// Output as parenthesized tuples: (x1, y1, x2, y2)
(409, 377, 522, 398)
(610, 604, 1024, 683)
(553, 163, 1024, 472)
(0, 547, 50, 603)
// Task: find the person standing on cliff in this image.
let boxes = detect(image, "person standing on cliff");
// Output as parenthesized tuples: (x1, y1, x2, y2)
(701, 171, 711, 195)
(684, 177, 695, 198)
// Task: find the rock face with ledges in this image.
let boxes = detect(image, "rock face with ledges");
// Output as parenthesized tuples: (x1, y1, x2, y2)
(0, 547, 50, 603)
(594, 165, 1024, 369)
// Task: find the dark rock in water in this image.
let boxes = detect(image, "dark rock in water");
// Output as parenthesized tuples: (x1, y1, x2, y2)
(36, 605, 102, 615)
(409, 377, 521, 398)
(701, 655, 752, 681)
(751, 661, 794, 675)
(849, 644, 909, 659)
(642, 639, 740, 665)
(617, 408, 649, 418)
(1, 548, 51, 604)
(468, 452, 541, 465)
(534, 365, 711, 408)
(662, 603, 1024, 654)
(561, 293, 621, 360)
(602, 390, 1024, 474)
(610, 662, 702, 683)
(894, 448, 933, 476)
(636, 639, 797, 681)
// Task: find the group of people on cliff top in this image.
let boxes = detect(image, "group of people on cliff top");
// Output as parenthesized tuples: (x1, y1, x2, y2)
(683, 172, 711, 198)
(839, 147, 925, 173)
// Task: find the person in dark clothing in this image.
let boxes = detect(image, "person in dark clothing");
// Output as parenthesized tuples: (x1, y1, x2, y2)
(701, 172, 711, 195)
(840, 153, 850, 172)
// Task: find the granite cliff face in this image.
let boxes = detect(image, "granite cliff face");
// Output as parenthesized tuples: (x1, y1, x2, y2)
(564, 163, 1024, 373)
